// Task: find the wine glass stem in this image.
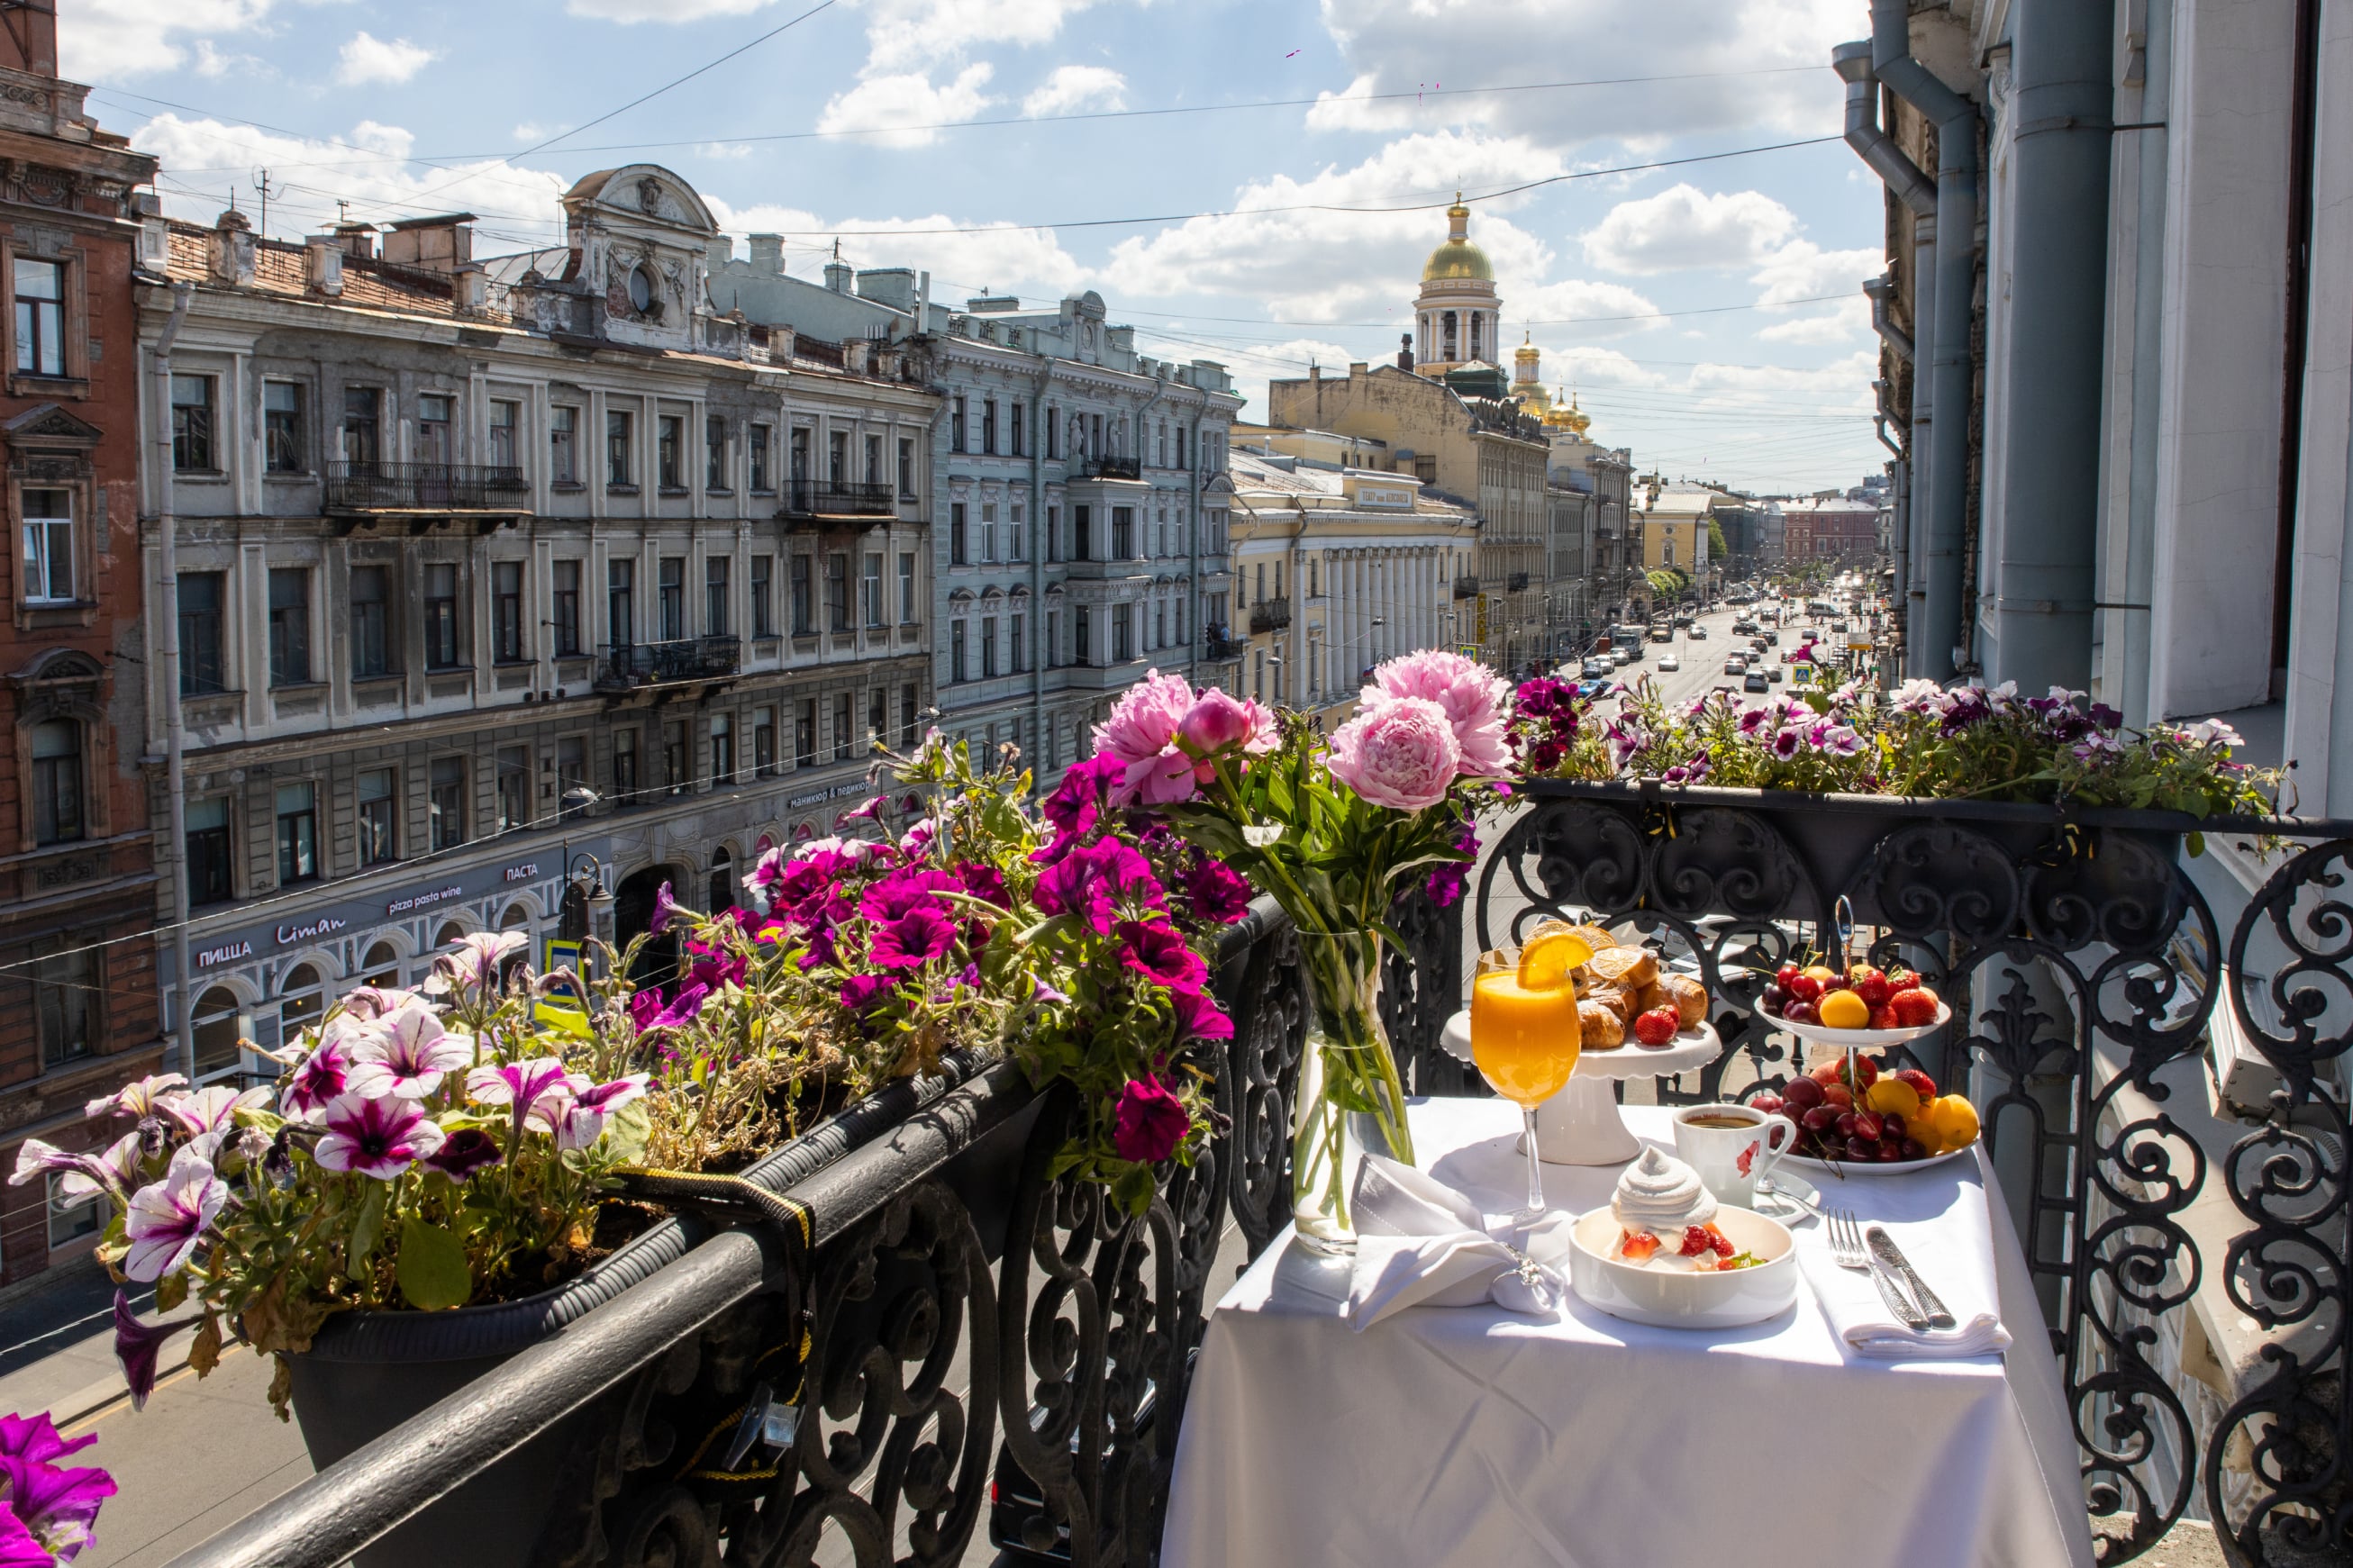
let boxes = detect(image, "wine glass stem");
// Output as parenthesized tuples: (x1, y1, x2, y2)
(1522, 1106, 1546, 1218)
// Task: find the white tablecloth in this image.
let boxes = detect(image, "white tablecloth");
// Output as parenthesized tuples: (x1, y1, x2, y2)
(1162, 1100, 2093, 1568)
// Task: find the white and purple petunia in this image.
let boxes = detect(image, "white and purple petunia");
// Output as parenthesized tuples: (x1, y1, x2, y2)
(281, 1021, 370, 1122)
(166, 1084, 275, 1160)
(426, 929, 528, 998)
(122, 1146, 228, 1282)
(83, 1073, 189, 1123)
(9, 1131, 142, 1201)
(550, 1074, 652, 1152)
(466, 1057, 577, 1135)
(344, 1007, 473, 1101)
(312, 1094, 446, 1181)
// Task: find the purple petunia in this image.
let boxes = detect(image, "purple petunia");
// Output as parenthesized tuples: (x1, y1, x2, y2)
(839, 973, 898, 1016)
(1182, 857, 1253, 924)
(1110, 1076, 1192, 1165)
(122, 1147, 227, 1282)
(871, 907, 958, 970)
(0, 1410, 114, 1562)
(419, 1128, 503, 1183)
(1170, 989, 1235, 1043)
(1033, 838, 1166, 937)
(313, 1094, 446, 1181)
(1116, 920, 1210, 993)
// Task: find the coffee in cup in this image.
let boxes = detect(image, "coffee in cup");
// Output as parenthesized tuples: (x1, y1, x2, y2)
(1670, 1102, 1797, 1209)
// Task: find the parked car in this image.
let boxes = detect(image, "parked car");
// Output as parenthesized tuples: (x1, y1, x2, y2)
(1578, 678, 1616, 701)
(1657, 653, 1680, 672)
(1743, 670, 1771, 693)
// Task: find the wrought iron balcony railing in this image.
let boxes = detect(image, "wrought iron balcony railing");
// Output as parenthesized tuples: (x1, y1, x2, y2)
(154, 779, 2353, 1568)
(1203, 629, 1247, 660)
(1508, 570, 1531, 592)
(1249, 596, 1291, 634)
(1454, 574, 1482, 599)
(1079, 454, 1143, 481)
(780, 477, 896, 517)
(590, 635, 741, 689)
(323, 461, 529, 513)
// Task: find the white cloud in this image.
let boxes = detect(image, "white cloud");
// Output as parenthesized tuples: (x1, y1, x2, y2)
(859, 0, 1113, 74)
(1513, 278, 1664, 339)
(1756, 309, 1863, 345)
(1186, 335, 1355, 423)
(1022, 64, 1126, 117)
(335, 32, 435, 86)
(566, 0, 776, 16)
(191, 39, 268, 77)
(1580, 185, 1799, 275)
(59, 0, 276, 77)
(697, 141, 756, 160)
(815, 63, 995, 148)
(1748, 240, 1881, 306)
(704, 195, 1090, 304)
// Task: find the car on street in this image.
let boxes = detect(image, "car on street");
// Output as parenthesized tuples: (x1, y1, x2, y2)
(1743, 670, 1771, 693)
(1763, 630, 1779, 646)
(1657, 653, 1680, 672)
(1581, 657, 1613, 680)
(1614, 647, 1640, 668)
(1687, 624, 1708, 639)
(1578, 678, 1616, 701)
(1767, 665, 1784, 683)
(1724, 656, 1747, 675)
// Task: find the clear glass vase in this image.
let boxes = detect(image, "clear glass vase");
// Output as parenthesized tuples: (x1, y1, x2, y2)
(1290, 929, 1417, 1254)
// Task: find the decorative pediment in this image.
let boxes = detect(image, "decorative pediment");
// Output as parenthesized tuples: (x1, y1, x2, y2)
(4, 403, 101, 448)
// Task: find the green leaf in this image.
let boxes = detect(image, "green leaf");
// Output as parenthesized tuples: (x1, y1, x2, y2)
(394, 1219, 472, 1310)
(602, 1097, 652, 1165)
(346, 1181, 388, 1276)
(153, 1271, 188, 1312)
(1110, 1162, 1158, 1215)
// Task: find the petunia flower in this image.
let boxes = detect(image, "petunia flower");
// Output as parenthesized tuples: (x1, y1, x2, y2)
(122, 1147, 227, 1282)
(427, 930, 527, 997)
(312, 1094, 445, 1181)
(9, 1133, 141, 1202)
(339, 984, 422, 1022)
(281, 1026, 366, 1122)
(110, 1291, 194, 1412)
(839, 973, 898, 1016)
(164, 1085, 274, 1161)
(1110, 1075, 1192, 1165)
(465, 1059, 576, 1135)
(343, 1008, 473, 1102)
(1032, 838, 1165, 936)
(0, 1434, 115, 1561)
(1181, 857, 1252, 924)
(83, 1074, 188, 1123)
(549, 1074, 650, 1152)
(1171, 989, 1235, 1043)
(871, 907, 958, 970)
(1116, 920, 1209, 993)
(418, 1128, 502, 1183)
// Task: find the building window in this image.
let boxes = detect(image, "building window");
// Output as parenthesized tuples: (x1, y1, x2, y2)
(428, 757, 466, 850)
(795, 700, 817, 767)
(342, 386, 381, 469)
(982, 397, 997, 456)
(32, 941, 93, 1068)
(833, 692, 853, 761)
(41, 1171, 101, 1247)
(415, 394, 452, 467)
(705, 415, 728, 491)
(192, 985, 244, 1080)
(268, 566, 311, 684)
(264, 382, 304, 473)
(897, 437, 913, 497)
(171, 375, 214, 471)
(1073, 603, 1090, 666)
(493, 560, 523, 662)
(358, 767, 396, 866)
(275, 781, 318, 884)
(186, 795, 232, 904)
(556, 737, 587, 812)
(1113, 603, 1133, 662)
(1113, 506, 1134, 559)
(707, 846, 733, 912)
(612, 728, 639, 802)
(348, 564, 391, 679)
(980, 613, 997, 678)
(496, 746, 529, 830)
(828, 430, 848, 485)
(550, 405, 578, 484)
(711, 713, 735, 784)
(14, 257, 63, 376)
(658, 415, 683, 490)
(898, 551, 916, 622)
(1046, 406, 1058, 459)
(951, 503, 968, 566)
(1071, 504, 1090, 561)
(659, 557, 685, 640)
(950, 395, 967, 453)
(753, 707, 776, 775)
(552, 560, 581, 657)
(751, 555, 774, 638)
(750, 425, 772, 492)
(790, 556, 813, 635)
(951, 620, 968, 683)
(665, 721, 687, 795)
(865, 432, 882, 485)
(826, 552, 849, 631)
(1011, 610, 1027, 673)
(20, 487, 71, 603)
(1010, 403, 1024, 458)
(608, 560, 634, 648)
(863, 552, 884, 627)
(981, 503, 997, 563)
(178, 571, 226, 695)
(900, 683, 918, 747)
(488, 399, 519, 473)
(606, 410, 633, 487)
(30, 718, 81, 845)
(789, 427, 808, 481)
(705, 556, 730, 638)
(1047, 504, 1060, 563)
(1047, 608, 1060, 667)
(423, 563, 460, 668)
(1011, 503, 1026, 562)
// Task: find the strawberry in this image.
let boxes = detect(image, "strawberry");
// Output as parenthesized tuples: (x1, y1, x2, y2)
(1848, 1055, 1878, 1091)
(1621, 1229, 1660, 1263)
(1894, 1066, 1938, 1100)
(1821, 1082, 1854, 1110)
(1703, 1222, 1736, 1258)
(1679, 1225, 1715, 1257)
(1889, 986, 1940, 1028)
(1854, 969, 1894, 1007)
(1868, 1003, 1900, 1030)
(1633, 1006, 1681, 1047)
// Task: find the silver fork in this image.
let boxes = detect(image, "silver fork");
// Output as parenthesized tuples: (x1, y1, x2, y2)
(1827, 1209, 1929, 1331)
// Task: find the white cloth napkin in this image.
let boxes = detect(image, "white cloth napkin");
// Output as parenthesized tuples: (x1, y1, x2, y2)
(1343, 1154, 1575, 1331)
(1793, 1169, 2012, 1358)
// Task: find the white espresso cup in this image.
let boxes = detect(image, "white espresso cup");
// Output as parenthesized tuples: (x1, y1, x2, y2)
(1670, 1102, 1798, 1209)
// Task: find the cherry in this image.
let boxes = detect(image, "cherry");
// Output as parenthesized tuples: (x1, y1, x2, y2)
(1844, 1135, 1878, 1162)
(1851, 1110, 1883, 1142)
(1775, 964, 1802, 989)
(1802, 1105, 1841, 1134)
(1781, 1076, 1825, 1110)
(1786, 974, 1823, 1002)
(1784, 1000, 1821, 1026)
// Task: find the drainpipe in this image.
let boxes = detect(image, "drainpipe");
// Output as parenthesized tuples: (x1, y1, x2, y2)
(151, 280, 195, 1080)
(1865, 275, 1915, 641)
(1029, 359, 1049, 766)
(1867, 0, 1977, 680)
(1984, 0, 2112, 688)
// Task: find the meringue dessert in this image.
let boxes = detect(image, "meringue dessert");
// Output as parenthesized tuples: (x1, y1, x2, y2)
(1609, 1147, 1762, 1272)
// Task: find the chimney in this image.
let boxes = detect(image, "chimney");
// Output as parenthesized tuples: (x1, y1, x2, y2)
(379, 213, 475, 273)
(823, 256, 853, 294)
(304, 236, 344, 295)
(704, 235, 733, 272)
(748, 234, 784, 274)
(334, 222, 377, 260)
(453, 261, 487, 313)
(210, 207, 256, 286)
(133, 190, 168, 272)
(855, 267, 916, 313)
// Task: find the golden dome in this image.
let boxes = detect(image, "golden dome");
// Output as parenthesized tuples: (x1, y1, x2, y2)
(1544, 390, 1591, 436)
(1421, 194, 1493, 283)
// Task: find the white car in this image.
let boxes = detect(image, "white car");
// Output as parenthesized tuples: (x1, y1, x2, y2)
(1657, 653, 1680, 672)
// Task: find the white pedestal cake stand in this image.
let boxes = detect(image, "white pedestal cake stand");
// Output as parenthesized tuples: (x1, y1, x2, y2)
(1440, 1011, 1725, 1165)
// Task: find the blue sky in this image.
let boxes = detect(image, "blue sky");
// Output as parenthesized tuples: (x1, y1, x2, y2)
(69, 0, 1887, 494)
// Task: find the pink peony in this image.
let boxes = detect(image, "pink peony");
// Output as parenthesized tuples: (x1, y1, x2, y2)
(1176, 688, 1276, 758)
(1366, 649, 1512, 777)
(1092, 670, 1200, 805)
(1326, 696, 1461, 811)
(1110, 1075, 1192, 1165)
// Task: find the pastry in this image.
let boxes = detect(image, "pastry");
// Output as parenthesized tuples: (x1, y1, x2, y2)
(1586, 946, 1659, 992)
(1584, 982, 1633, 1024)
(1633, 980, 1668, 1018)
(1577, 999, 1625, 1049)
(1659, 973, 1708, 1029)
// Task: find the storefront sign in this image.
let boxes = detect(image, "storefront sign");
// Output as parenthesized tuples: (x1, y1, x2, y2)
(787, 780, 873, 809)
(193, 939, 253, 970)
(387, 884, 467, 917)
(275, 914, 348, 947)
(504, 862, 540, 884)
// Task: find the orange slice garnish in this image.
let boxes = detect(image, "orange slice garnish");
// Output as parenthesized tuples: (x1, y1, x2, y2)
(1518, 929, 1594, 992)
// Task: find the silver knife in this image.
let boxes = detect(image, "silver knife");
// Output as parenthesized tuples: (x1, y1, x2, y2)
(1867, 1226, 1957, 1329)
(1867, 1257, 1929, 1332)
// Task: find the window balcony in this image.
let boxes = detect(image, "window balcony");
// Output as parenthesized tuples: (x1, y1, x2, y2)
(1453, 574, 1481, 599)
(1203, 629, 1247, 661)
(590, 636, 741, 691)
(323, 462, 529, 516)
(1078, 454, 1142, 481)
(1508, 571, 1531, 592)
(1248, 597, 1291, 634)
(780, 478, 897, 518)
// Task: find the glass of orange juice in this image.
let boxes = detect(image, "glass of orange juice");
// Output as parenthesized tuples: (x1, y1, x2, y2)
(1470, 931, 1587, 1224)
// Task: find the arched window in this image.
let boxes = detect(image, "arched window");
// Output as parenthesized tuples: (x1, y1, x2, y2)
(708, 846, 733, 912)
(192, 985, 244, 1082)
(498, 903, 534, 985)
(1441, 311, 1458, 360)
(278, 963, 324, 1047)
(433, 920, 468, 951)
(31, 719, 82, 845)
(359, 941, 401, 989)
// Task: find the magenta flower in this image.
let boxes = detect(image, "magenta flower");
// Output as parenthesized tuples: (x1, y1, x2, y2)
(648, 880, 684, 936)
(0, 1415, 94, 1470)
(122, 1147, 226, 1282)
(281, 1027, 364, 1122)
(1770, 725, 1806, 760)
(1425, 820, 1479, 909)
(0, 1414, 114, 1562)
(1172, 989, 1234, 1042)
(550, 1074, 650, 1152)
(957, 862, 1011, 908)
(1181, 857, 1252, 924)
(859, 868, 961, 923)
(872, 907, 958, 970)
(465, 1058, 576, 1133)
(839, 973, 897, 1015)
(313, 1094, 445, 1181)
(1117, 920, 1209, 993)
(1033, 838, 1164, 936)
(344, 1009, 472, 1101)
(1042, 754, 1121, 834)
(627, 988, 666, 1032)
(110, 1291, 193, 1412)
(1327, 696, 1460, 811)
(419, 1128, 502, 1183)
(82, 1074, 188, 1123)
(1176, 688, 1276, 757)
(1110, 1076, 1191, 1164)
(1367, 650, 1512, 775)
(686, 947, 748, 993)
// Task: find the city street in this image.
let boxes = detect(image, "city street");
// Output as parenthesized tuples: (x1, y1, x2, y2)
(1577, 594, 1856, 716)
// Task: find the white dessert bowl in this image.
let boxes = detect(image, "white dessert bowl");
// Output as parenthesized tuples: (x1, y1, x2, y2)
(1567, 1204, 1798, 1330)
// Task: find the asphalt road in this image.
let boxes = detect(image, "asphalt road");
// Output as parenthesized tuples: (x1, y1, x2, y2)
(1580, 600, 1828, 714)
